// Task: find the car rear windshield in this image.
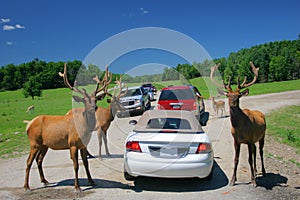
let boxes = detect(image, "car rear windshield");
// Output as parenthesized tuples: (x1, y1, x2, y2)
(147, 118, 191, 129)
(123, 88, 141, 97)
(142, 84, 152, 87)
(159, 89, 195, 100)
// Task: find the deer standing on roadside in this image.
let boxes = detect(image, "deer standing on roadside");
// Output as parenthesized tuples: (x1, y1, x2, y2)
(210, 61, 266, 186)
(24, 63, 109, 192)
(67, 74, 128, 159)
(211, 96, 225, 117)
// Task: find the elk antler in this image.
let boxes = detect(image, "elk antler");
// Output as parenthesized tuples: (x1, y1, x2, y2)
(210, 63, 233, 92)
(93, 65, 113, 100)
(210, 63, 222, 87)
(238, 61, 259, 89)
(114, 75, 128, 98)
(59, 63, 86, 95)
(94, 65, 112, 94)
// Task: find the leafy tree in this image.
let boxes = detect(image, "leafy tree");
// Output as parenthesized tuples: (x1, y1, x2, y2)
(269, 55, 287, 81)
(23, 76, 42, 100)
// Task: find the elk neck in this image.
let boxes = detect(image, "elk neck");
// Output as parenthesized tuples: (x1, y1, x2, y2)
(83, 108, 97, 132)
(109, 104, 115, 121)
(229, 105, 247, 128)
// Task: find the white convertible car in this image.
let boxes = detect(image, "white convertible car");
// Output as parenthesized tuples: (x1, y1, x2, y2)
(124, 110, 214, 180)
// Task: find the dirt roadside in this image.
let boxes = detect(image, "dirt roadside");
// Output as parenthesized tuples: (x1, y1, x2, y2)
(0, 90, 299, 200)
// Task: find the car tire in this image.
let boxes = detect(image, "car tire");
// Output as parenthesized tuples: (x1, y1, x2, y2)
(200, 112, 209, 126)
(124, 171, 136, 181)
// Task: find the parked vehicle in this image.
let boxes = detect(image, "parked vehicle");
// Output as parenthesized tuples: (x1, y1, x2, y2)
(143, 87, 155, 101)
(117, 86, 151, 116)
(157, 85, 208, 126)
(124, 110, 214, 180)
(142, 83, 157, 94)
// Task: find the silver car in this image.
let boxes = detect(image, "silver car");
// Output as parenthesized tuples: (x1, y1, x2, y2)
(118, 86, 151, 116)
(124, 110, 214, 180)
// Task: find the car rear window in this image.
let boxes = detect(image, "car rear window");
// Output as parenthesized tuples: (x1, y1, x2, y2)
(123, 88, 141, 97)
(147, 118, 191, 129)
(159, 89, 195, 100)
(142, 84, 151, 87)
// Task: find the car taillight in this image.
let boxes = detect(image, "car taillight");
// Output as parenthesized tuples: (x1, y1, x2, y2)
(126, 141, 142, 152)
(196, 143, 212, 154)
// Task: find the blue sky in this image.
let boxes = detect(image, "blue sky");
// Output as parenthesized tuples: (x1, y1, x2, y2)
(0, 0, 299, 74)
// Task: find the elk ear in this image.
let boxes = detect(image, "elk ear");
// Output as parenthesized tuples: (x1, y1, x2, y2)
(240, 88, 249, 96)
(72, 95, 84, 103)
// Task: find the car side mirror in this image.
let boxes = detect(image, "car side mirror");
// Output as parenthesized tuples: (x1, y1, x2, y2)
(129, 120, 137, 125)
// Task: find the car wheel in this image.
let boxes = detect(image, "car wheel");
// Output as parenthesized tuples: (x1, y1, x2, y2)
(124, 171, 136, 181)
(200, 112, 209, 126)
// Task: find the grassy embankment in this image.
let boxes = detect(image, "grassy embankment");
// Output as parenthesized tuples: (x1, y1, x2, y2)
(0, 79, 299, 159)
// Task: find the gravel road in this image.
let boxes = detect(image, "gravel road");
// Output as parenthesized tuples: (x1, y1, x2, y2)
(0, 90, 299, 200)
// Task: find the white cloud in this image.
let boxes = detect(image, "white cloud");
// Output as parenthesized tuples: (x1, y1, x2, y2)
(6, 41, 13, 45)
(2, 24, 25, 31)
(15, 24, 25, 29)
(3, 25, 15, 31)
(140, 7, 149, 15)
(1, 18, 11, 23)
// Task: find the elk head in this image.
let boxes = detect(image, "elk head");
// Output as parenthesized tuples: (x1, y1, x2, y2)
(94, 70, 128, 116)
(108, 75, 128, 113)
(210, 61, 259, 108)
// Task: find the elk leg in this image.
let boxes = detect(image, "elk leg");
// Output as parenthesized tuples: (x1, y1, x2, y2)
(36, 146, 49, 185)
(70, 146, 81, 192)
(102, 131, 111, 157)
(259, 137, 266, 175)
(97, 130, 103, 159)
(230, 140, 240, 186)
(80, 148, 95, 186)
(24, 147, 39, 191)
(247, 143, 257, 187)
(253, 143, 257, 176)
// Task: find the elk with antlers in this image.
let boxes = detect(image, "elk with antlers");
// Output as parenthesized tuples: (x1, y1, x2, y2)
(24, 63, 109, 192)
(67, 70, 128, 159)
(93, 75, 128, 158)
(211, 96, 225, 117)
(210, 61, 266, 186)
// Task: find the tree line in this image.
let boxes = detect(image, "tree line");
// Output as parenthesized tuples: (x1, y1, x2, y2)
(123, 37, 300, 84)
(0, 37, 299, 98)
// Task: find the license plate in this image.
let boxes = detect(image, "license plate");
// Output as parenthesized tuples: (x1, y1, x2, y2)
(172, 105, 181, 109)
(160, 148, 177, 157)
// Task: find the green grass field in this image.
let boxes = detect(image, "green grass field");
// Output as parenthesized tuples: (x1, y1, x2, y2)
(266, 105, 300, 155)
(0, 79, 300, 158)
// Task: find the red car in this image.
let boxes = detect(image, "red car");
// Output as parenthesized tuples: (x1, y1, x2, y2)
(157, 85, 208, 126)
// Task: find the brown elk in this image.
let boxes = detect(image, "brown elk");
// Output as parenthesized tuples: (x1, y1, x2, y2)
(211, 96, 225, 117)
(24, 63, 109, 192)
(210, 61, 266, 186)
(67, 75, 128, 159)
